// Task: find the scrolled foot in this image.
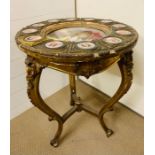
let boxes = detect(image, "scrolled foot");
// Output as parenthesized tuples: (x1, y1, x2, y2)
(50, 120, 63, 147)
(50, 139, 59, 147)
(106, 129, 114, 137)
(99, 114, 114, 138)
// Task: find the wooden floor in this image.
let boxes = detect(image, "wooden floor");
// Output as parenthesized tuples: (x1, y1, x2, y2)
(11, 80, 144, 155)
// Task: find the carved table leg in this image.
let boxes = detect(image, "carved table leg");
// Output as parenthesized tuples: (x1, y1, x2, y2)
(69, 74, 76, 106)
(25, 56, 63, 147)
(98, 51, 133, 137)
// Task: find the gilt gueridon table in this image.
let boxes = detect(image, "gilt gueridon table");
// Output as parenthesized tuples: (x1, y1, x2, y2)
(15, 18, 138, 147)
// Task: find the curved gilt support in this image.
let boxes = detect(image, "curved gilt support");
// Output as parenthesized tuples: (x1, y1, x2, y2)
(69, 74, 76, 106)
(98, 51, 133, 137)
(25, 56, 63, 147)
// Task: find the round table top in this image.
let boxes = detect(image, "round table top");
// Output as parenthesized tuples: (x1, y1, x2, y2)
(15, 18, 138, 63)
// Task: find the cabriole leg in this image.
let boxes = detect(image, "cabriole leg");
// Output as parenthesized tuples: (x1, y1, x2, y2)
(25, 56, 63, 147)
(98, 51, 133, 137)
(69, 74, 76, 106)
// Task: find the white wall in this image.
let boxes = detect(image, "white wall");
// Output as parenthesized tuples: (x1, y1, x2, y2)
(78, 0, 144, 116)
(10, 0, 74, 119)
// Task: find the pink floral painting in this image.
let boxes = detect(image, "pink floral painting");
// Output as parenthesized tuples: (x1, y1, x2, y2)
(47, 27, 106, 42)
(45, 41, 64, 49)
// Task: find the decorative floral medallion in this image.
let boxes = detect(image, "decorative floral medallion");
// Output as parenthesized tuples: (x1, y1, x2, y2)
(45, 41, 64, 49)
(22, 28, 38, 34)
(103, 37, 122, 44)
(116, 30, 132, 35)
(100, 19, 113, 23)
(24, 35, 42, 42)
(32, 23, 45, 27)
(77, 42, 96, 50)
(112, 24, 126, 28)
(47, 27, 106, 42)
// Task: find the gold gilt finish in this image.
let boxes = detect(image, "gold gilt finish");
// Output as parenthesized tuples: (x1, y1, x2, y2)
(16, 18, 138, 147)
